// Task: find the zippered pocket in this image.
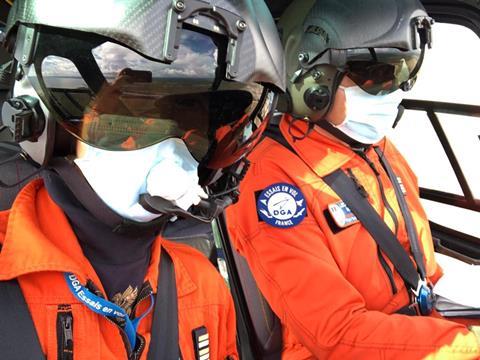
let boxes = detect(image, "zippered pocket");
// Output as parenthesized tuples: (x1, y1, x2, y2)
(57, 305, 74, 360)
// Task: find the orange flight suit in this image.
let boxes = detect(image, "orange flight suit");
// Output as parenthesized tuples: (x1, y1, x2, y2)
(226, 114, 480, 359)
(0, 179, 238, 360)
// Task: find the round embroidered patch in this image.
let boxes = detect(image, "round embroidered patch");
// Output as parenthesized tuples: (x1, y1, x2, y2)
(257, 183, 307, 228)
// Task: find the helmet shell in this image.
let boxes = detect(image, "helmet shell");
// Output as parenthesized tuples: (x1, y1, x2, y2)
(279, 0, 429, 119)
(7, 0, 285, 91)
(3, 0, 286, 166)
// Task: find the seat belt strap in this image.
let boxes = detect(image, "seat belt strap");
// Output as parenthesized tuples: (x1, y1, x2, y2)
(323, 169, 420, 291)
(264, 122, 433, 313)
(147, 249, 180, 360)
(374, 146, 427, 280)
(264, 124, 420, 291)
(0, 279, 45, 359)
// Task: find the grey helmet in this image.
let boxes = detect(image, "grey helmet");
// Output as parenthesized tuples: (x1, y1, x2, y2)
(279, 0, 433, 121)
(1, 0, 285, 175)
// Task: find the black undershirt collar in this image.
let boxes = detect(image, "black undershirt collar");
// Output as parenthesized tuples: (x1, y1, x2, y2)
(42, 162, 166, 300)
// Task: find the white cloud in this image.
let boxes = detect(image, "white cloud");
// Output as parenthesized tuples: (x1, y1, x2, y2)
(41, 35, 218, 84)
(42, 56, 81, 77)
(91, 39, 217, 79)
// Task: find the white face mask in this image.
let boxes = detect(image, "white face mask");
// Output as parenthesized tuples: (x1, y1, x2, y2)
(74, 138, 208, 223)
(333, 85, 404, 144)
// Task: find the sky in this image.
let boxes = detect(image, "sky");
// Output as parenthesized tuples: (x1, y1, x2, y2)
(390, 23, 480, 238)
(42, 29, 218, 80)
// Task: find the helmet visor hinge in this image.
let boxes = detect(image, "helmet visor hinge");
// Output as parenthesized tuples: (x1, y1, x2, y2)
(163, 0, 246, 80)
(14, 25, 37, 66)
(400, 17, 434, 91)
(414, 16, 434, 49)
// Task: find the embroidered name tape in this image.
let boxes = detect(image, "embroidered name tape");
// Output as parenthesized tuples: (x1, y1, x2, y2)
(327, 200, 359, 228)
(257, 183, 307, 228)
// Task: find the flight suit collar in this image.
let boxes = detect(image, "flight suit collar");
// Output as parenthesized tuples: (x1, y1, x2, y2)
(0, 179, 197, 298)
(146, 239, 197, 298)
(279, 114, 384, 177)
(0, 179, 94, 283)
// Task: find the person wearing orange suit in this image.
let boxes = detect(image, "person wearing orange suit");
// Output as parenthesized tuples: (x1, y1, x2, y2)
(226, 0, 480, 358)
(0, 0, 285, 359)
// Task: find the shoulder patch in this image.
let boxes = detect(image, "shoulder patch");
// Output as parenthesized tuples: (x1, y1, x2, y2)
(257, 183, 307, 228)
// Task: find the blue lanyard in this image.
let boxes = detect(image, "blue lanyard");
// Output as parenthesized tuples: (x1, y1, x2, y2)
(65, 273, 154, 350)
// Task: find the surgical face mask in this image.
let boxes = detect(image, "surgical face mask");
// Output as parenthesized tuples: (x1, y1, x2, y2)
(332, 85, 404, 144)
(74, 138, 207, 223)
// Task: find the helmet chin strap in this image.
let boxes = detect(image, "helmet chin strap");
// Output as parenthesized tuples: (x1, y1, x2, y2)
(317, 119, 370, 150)
(139, 193, 234, 224)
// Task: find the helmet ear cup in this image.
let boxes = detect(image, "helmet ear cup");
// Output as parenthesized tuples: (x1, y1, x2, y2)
(303, 85, 330, 111)
(1, 95, 45, 142)
(287, 65, 338, 121)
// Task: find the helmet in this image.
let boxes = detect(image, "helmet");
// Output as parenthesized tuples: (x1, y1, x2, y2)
(1, 0, 285, 181)
(0, 0, 285, 221)
(279, 0, 433, 121)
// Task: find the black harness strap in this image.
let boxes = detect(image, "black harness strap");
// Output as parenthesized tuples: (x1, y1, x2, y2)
(374, 146, 427, 280)
(264, 122, 421, 292)
(0, 279, 45, 359)
(322, 169, 420, 291)
(0, 249, 179, 360)
(147, 249, 180, 360)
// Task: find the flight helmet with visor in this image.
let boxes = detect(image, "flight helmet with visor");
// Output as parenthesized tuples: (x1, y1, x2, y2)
(0, 0, 285, 218)
(279, 0, 433, 121)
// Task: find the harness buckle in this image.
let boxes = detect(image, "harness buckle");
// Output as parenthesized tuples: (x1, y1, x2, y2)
(411, 279, 435, 316)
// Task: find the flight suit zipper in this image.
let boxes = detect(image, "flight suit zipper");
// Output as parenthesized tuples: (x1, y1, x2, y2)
(129, 334, 146, 360)
(129, 283, 154, 360)
(131, 282, 154, 317)
(86, 280, 153, 360)
(57, 305, 74, 360)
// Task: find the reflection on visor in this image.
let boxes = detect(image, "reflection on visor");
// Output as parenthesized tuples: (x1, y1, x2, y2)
(344, 48, 421, 95)
(35, 28, 271, 168)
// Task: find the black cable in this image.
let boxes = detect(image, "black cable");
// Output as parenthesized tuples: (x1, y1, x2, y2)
(0, 167, 43, 188)
(0, 152, 23, 166)
(0, 141, 42, 188)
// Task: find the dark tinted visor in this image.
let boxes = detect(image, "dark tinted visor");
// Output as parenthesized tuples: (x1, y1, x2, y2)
(31, 27, 272, 168)
(344, 48, 421, 95)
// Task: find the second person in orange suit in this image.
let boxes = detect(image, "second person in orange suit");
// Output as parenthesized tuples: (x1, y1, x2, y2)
(226, 0, 480, 358)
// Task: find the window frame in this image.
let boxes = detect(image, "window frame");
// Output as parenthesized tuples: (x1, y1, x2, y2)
(400, 99, 480, 212)
(398, 2, 480, 212)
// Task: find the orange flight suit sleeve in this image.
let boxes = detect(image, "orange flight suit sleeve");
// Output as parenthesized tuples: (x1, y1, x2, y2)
(237, 226, 480, 359)
(227, 155, 480, 359)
